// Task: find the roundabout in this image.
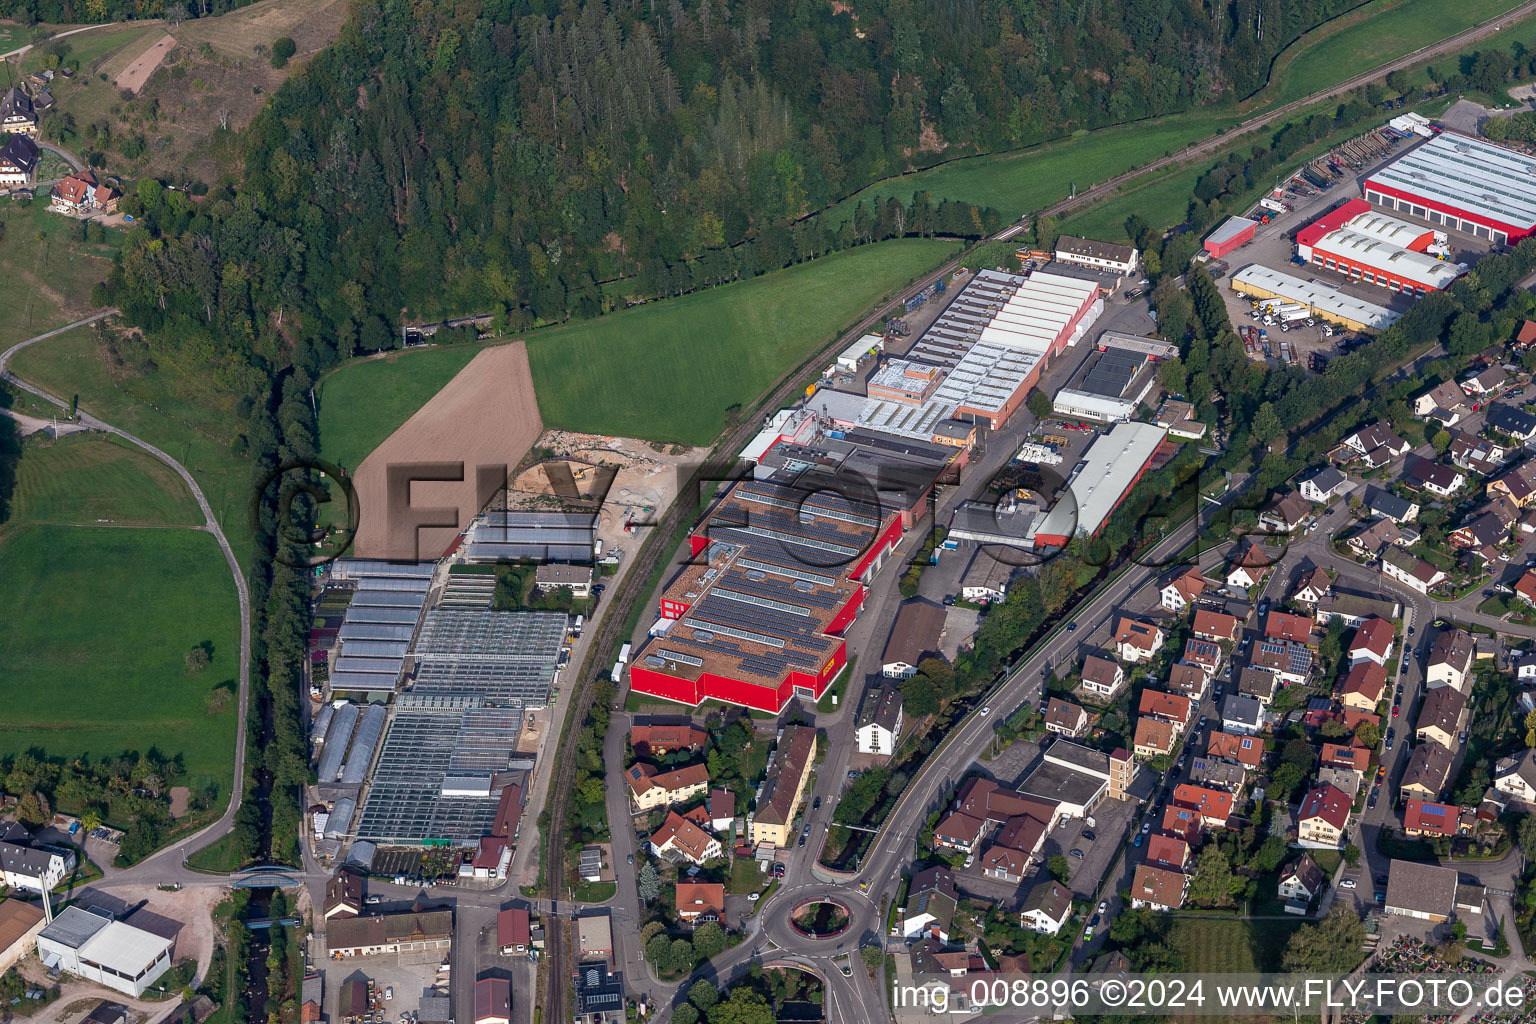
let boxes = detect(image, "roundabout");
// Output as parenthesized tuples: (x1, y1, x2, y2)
(788, 896, 853, 939)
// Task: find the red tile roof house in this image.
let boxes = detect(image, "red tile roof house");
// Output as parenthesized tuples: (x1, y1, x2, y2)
(1192, 609, 1240, 643)
(1161, 567, 1209, 611)
(1297, 783, 1351, 848)
(1347, 617, 1395, 666)
(1114, 617, 1165, 663)
(1145, 833, 1191, 871)
(1206, 731, 1265, 768)
(1138, 689, 1194, 732)
(497, 907, 531, 954)
(1264, 611, 1315, 645)
(1180, 639, 1222, 679)
(1336, 661, 1388, 713)
(1402, 799, 1462, 838)
(675, 882, 725, 924)
(630, 723, 708, 756)
(1130, 864, 1189, 910)
(1159, 803, 1203, 843)
(1171, 783, 1233, 828)
(49, 170, 119, 214)
(1516, 569, 1536, 606)
(1320, 742, 1370, 773)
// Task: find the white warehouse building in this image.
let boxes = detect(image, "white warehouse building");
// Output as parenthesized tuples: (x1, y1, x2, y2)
(37, 908, 174, 998)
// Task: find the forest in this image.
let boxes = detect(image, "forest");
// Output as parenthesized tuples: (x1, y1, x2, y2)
(101, 0, 1374, 365)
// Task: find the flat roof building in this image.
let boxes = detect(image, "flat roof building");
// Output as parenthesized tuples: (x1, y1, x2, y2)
(1295, 198, 1462, 294)
(1230, 264, 1401, 332)
(36, 908, 173, 999)
(629, 480, 901, 714)
(1362, 132, 1536, 245)
(1031, 422, 1168, 548)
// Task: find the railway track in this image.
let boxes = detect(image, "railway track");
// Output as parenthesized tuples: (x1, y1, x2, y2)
(538, 253, 973, 1017)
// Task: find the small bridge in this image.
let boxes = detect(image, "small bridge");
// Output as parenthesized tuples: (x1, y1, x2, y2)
(246, 916, 303, 930)
(230, 865, 305, 888)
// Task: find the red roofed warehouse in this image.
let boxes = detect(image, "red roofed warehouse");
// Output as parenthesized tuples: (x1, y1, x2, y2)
(629, 480, 903, 714)
(1294, 198, 1462, 294)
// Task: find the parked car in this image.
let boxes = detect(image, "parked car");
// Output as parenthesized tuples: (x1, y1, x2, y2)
(1069, 849, 1084, 859)
(365, 895, 382, 905)
(1340, 879, 1357, 889)
(1141, 821, 1152, 833)
(1082, 831, 1096, 841)
(748, 892, 761, 902)
(627, 854, 634, 865)
(1098, 901, 1108, 913)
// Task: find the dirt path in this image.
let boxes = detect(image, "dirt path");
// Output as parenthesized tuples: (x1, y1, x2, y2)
(114, 33, 175, 93)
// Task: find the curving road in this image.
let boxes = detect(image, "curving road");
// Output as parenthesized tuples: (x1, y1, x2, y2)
(0, 20, 160, 60)
(0, 310, 253, 870)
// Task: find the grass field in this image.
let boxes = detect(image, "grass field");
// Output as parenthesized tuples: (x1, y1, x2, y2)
(7, 326, 256, 572)
(1169, 918, 1305, 974)
(822, 110, 1236, 224)
(0, 437, 239, 790)
(0, 200, 124, 353)
(20, 24, 154, 76)
(6, 432, 201, 528)
(525, 238, 960, 444)
(316, 347, 478, 472)
(1251, 0, 1524, 111)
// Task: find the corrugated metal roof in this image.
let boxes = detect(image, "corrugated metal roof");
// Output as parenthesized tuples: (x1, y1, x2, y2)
(1369, 133, 1536, 230)
(1230, 264, 1400, 329)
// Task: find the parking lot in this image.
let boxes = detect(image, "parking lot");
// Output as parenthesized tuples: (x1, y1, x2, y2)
(322, 952, 449, 1022)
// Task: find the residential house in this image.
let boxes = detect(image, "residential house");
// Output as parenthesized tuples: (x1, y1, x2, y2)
(1278, 854, 1326, 905)
(1079, 654, 1126, 700)
(1156, 398, 1208, 440)
(1250, 639, 1313, 686)
(1044, 698, 1089, 739)
(1291, 567, 1333, 607)
(1406, 457, 1466, 498)
(322, 870, 363, 921)
(979, 813, 1049, 883)
(1138, 690, 1194, 734)
(1342, 423, 1411, 465)
(1171, 783, 1234, 828)
(574, 962, 625, 1024)
(1365, 487, 1419, 524)
(1161, 567, 1210, 612)
(1516, 570, 1536, 606)
(1486, 403, 1536, 443)
(1227, 538, 1272, 589)
(1414, 381, 1467, 425)
(1298, 466, 1350, 503)
(1129, 865, 1189, 911)
(1489, 459, 1536, 508)
(1316, 590, 1403, 627)
(629, 723, 707, 757)
(1192, 609, 1240, 643)
(1145, 834, 1191, 871)
(1317, 765, 1363, 799)
(1494, 750, 1536, 806)
(931, 810, 988, 855)
(1180, 639, 1222, 679)
(625, 762, 709, 811)
(1347, 617, 1395, 667)
(1449, 510, 1508, 551)
(1133, 718, 1176, 760)
(1167, 662, 1211, 701)
(1462, 364, 1508, 396)
(1320, 743, 1370, 774)
(497, 907, 531, 955)
(901, 867, 959, 942)
(1264, 610, 1314, 645)
(50, 170, 119, 215)
(1400, 743, 1455, 803)
(748, 724, 816, 847)
(675, 883, 725, 925)
(1160, 804, 1204, 844)
(1427, 628, 1475, 693)
(1347, 519, 1407, 560)
(708, 789, 735, 833)
(1381, 547, 1446, 595)
(1337, 661, 1387, 713)
(1207, 731, 1265, 769)
(0, 88, 35, 136)
(1237, 667, 1278, 706)
(1414, 686, 1468, 749)
(649, 812, 722, 865)
(881, 601, 946, 678)
(0, 842, 71, 895)
(1018, 880, 1073, 936)
(474, 978, 512, 1024)
(1297, 783, 1351, 848)
(0, 135, 39, 188)
(1402, 800, 1462, 839)
(1260, 492, 1312, 534)
(855, 685, 904, 757)
(1114, 617, 1165, 664)
(1383, 859, 1457, 922)
(1221, 694, 1263, 736)
(1449, 433, 1507, 476)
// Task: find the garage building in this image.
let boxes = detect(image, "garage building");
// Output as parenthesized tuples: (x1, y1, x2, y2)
(1204, 217, 1258, 258)
(1362, 132, 1536, 245)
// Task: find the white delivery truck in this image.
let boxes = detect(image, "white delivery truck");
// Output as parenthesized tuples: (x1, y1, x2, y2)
(1280, 307, 1309, 323)
(618, 642, 632, 664)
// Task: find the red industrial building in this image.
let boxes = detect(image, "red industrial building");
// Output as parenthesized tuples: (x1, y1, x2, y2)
(627, 480, 903, 714)
(1361, 131, 1536, 246)
(1203, 217, 1258, 258)
(1294, 198, 1461, 294)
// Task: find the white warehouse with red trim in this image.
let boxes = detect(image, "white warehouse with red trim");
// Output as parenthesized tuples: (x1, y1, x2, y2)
(1294, 198, 1463, 294)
